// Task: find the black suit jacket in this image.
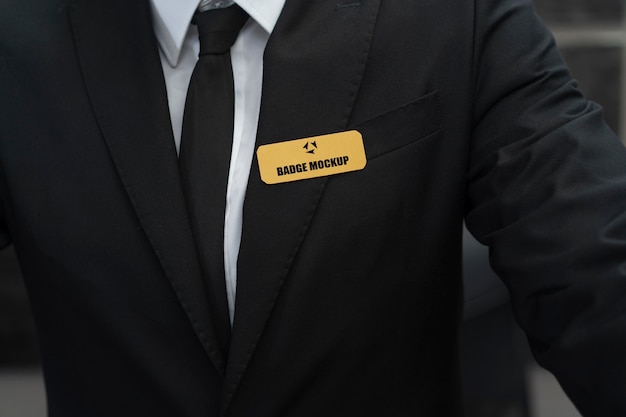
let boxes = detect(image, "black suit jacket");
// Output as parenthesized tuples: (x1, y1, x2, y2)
(2, 0, 626, 415)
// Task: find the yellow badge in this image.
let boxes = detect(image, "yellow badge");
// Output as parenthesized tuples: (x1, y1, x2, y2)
(257, 130, 367, 184)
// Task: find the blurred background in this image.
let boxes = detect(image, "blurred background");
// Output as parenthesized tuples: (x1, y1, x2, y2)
(1, 0, 624, 415)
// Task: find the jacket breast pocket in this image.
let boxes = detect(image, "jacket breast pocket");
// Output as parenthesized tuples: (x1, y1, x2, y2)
(351, 91, 442, 160)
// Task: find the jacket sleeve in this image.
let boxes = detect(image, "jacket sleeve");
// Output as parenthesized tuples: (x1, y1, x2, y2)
(465, 0, 626, 415)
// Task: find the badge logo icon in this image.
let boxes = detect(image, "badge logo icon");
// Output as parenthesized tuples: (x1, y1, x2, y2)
(303, 141, 317, 154)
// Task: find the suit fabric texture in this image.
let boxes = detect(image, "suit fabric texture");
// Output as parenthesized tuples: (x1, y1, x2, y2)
(1, 0, 626, 416)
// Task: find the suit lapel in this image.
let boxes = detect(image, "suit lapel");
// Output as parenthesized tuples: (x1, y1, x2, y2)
(223, 0, 381, 409)
(68, 0, 227, 373)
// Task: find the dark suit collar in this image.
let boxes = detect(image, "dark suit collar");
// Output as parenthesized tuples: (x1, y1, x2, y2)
(224, 0, 382, 411)
(68, 0, 229, 374)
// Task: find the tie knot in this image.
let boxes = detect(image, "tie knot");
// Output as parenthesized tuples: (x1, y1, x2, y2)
(193, 5, 249, 55)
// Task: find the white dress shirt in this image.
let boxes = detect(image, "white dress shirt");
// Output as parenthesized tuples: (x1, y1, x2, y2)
(149, 0, 286, 323)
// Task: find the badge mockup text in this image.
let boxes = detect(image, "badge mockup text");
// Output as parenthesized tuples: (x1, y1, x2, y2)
(256, 130, 367, 184)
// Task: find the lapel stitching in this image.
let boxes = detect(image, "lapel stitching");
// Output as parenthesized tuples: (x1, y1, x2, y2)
(221, 0, 381, 412)
(68, 0, 227, 374)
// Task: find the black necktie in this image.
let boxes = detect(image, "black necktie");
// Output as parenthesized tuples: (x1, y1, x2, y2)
(179, 5, 248, 351)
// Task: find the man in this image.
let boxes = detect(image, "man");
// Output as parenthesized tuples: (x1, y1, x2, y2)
(1, 0, 625, 416)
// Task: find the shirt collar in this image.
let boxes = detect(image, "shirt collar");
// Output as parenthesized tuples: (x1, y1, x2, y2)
(150, 0, 286, 67)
